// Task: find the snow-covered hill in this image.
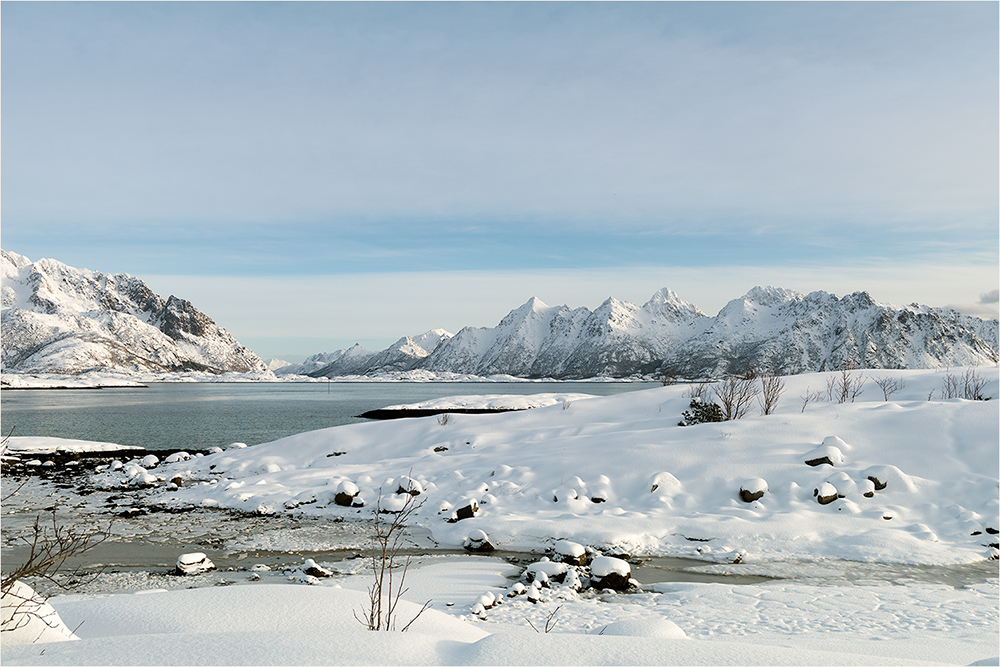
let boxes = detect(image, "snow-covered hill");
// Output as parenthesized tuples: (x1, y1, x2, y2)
(305, 286, 997, 380)
(1, 250, 266, 375)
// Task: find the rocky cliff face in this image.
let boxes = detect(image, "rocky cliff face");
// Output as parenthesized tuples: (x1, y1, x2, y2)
(1, 250, 266, 375)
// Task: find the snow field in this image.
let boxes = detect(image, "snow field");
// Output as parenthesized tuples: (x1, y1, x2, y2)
(96, 367, 999, 565)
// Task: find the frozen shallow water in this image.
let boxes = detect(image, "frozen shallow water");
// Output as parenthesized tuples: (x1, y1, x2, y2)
(4, 474, 995, 598)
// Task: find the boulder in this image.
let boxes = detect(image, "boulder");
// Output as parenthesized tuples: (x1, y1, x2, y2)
(525, 558, 569, 585)
(464, 529, 495, 552)
(450, 499, 479, 522)
(175, 552, 215, 576)
(396, 476, 423, 496)
(301, 558, 333, 578)
(803, 444, 845, 467)
(552, 540, 587, 566)
(867, 474, 887, 491)
(589, 555, 632, 591)
(334, 480, 359, 507)
(739, 478, 768, 503)
(814, 482, 838, 505)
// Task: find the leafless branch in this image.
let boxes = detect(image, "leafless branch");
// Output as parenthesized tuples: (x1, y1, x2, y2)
(800, 387, 823, 413)
(713, 368, 760, 420)
(354, 489, 429, 631)
(757, 370, 785, 415)
(872, 376, 905, 401)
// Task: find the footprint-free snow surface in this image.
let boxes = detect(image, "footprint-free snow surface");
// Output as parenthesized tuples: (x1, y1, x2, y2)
(91, 367, 999, 565)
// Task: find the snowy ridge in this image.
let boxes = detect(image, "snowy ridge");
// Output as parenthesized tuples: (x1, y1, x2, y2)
(1, 250, 267, 375)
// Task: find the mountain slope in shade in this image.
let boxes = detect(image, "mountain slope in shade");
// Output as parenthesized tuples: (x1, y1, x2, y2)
(1, 250, 266, 375)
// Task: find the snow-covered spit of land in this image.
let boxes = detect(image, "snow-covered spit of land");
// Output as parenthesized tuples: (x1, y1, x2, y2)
(374, 393, 597, 412)
(3, 367, 998, 665)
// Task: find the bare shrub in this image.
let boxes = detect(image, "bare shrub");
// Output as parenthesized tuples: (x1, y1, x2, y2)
(354, 491, 430, 632)
(685, 381, 713, 401)
(437, 413, 451, 426)
(962, 368, 989, 401)
(713, 368, 760, 421)
(527, 605, 563, 633)
(800, 387, 823, 413)
(872, 376, 906, 401)
(941, 373, 961, 399)
(757, 370, 785, 416)
(828, 366, 866, 404)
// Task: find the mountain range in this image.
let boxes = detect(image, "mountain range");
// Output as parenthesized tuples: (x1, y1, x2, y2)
(288, 285, 997, 380)
(2, 250, 996, 379)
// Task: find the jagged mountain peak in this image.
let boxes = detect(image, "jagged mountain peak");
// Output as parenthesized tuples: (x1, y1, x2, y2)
(742, 286, 803, 307)
(643, 287, 707, 321)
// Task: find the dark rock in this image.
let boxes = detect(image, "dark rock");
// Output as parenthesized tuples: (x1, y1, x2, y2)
(464, 530, 495, 552)
(450, 500, 479, 522)
(815, 482, 838, 505)
(591, 571, 631, 591)
(170, 476, 183, 487)
(985, 527, 998, 535)
(867, 475, 887, 491)
(334, 492, 356, 507)
(434, 446, 448, 452)
(805, 456, 835, 467)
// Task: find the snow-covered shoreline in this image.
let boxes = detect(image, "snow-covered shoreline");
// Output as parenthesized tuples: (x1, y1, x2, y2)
(81, 366, 999, 566)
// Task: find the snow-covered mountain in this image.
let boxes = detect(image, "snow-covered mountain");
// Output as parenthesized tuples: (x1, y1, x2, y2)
(295, 329, 453, 378)
(419, 289, 708, 378)
(304, 286, 997, 380)
(1, 250, 266, 375)
(657, 286, 1000, 378)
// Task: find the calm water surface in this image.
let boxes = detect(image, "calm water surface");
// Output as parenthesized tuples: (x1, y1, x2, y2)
(1, 382, 657, 451)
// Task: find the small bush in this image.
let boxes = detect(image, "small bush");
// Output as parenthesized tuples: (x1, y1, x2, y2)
(679, 399, 725, 426)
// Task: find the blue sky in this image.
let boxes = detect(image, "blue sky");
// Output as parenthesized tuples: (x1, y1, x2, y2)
(3, 2, 997, 361)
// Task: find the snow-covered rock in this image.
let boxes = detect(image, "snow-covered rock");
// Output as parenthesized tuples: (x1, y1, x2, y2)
(739, 478, 768, 503)
(175, 553, 216, 576)
(589, 556, 632, 590)
(553, 540, 587, 565)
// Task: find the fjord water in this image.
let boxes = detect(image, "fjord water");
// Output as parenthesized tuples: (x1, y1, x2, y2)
(0, 382, 657, 451)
